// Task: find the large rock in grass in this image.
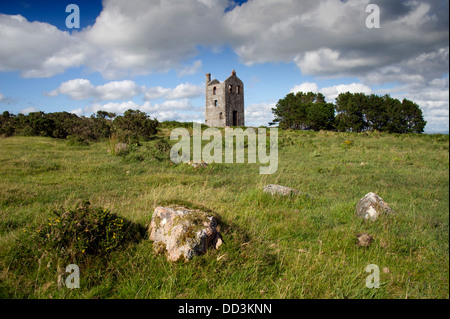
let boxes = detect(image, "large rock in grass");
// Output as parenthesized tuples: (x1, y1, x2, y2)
(263, 184, 299, 196)
(149, 206, 222, 262)
(356, 192, 394, 221)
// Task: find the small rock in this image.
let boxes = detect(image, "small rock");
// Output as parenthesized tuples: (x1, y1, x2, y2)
(189, 161, 208, 168)
(263, 184, 299, 196)
(383, 267, 390, 274)
(263, 184, 314, 198)
(115, 143, 128, 155)
(356, 192, 394, 221)
(149, 206, 221, 262)
(356, 232, 373, 247)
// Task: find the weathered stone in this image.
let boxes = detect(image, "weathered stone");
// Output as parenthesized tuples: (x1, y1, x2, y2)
(115, 143, 128, 155)
(188, 161, 209, 168)
(149, 206, 222, 262)
(263, 184, 299, 196)
(356, 232, 373, 247)
(356, 192, 394, 221)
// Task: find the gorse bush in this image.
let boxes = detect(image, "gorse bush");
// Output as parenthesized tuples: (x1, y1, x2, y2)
(121, 138, 171, 163)
(27, 201, 143, 261)
(113, 109, 158, 141)
(150, 138, 171, 161)
(0, 109, 159, 145)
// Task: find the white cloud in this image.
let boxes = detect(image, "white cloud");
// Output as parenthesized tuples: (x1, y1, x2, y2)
(46, 78, 144, 101)
(244, 102, 275, 127)
(96, 80, 143, 100)
(70, 108, 84, 117)
(148, 111, 203, 123)
(0, 14, 85, 78)
(177, 60, 202, 77)
(388, 75, 449, 133)
(165, 83, 203, 100)
(144, 83, 203, 101)
(46, 78, 95, 100)
(1, 1, 447, 81)
(289, 82, 372, 102)
(79, 0, 228, 78)
(290, 82, 318, 94)
(294, 48, 380, 77)
(20, 106, 40, 114)
(144, 87, 172, 100)
(153, 99, 194, 111)
(48, 79, 202, 102)
(320, 83, 372, 102)
(0, 93, 4, 101)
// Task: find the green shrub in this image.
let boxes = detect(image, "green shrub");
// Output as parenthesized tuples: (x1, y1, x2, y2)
(121, 138, 171, 163)
(66, 134, 90, 146)
(27, 201, 143, 261)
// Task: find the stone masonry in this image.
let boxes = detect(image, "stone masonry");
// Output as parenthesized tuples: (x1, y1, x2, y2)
(205, 70, 244, 127)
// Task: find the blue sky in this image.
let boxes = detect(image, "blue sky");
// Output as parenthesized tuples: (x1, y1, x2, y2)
(0, 0, 448, 132)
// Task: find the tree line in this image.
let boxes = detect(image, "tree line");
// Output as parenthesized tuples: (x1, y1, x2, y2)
(270, 91, 427, 133)
(0, 109, 159, 144)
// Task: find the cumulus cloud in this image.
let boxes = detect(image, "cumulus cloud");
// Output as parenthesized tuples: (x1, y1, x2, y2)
(0, 93, 5, 101)
(144, 87, 172, 100)
(388, 75, 449, 133)
(2, 0, 447, 82)
(20, 106, 40, 114)
(79, 0, 229, 78)
(165, 83, 203, 100)
(70, 108, 84, 117)
(177, 60, 202, 77)
(294, 48, 380, 77)
(45, 79, 144, 101)
(0, 14, 86, 78)
(226, 0, 448, 77)
(245, 102, 276, 127)
(290, 82, 318, 94)
(144, 83, 203, 100)
(47, 79, 203, 102)
(320, 83, 372, 102)
(289, 82, 372, 102)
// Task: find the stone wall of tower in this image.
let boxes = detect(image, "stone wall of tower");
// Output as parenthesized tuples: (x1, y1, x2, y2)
(205, 80, 226, 127)
(205, 70, 244, 127)
(223, 76, 244, 126)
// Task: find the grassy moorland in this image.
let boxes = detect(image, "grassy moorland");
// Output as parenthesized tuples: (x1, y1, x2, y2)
(0, 127, 448, 299)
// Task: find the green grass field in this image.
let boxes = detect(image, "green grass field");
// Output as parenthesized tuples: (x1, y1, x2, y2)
(0, 128, 448, 299)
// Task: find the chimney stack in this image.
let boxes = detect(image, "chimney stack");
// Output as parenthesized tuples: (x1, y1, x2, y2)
(206, 73, 211, 83)
(232, 69, 236, 76)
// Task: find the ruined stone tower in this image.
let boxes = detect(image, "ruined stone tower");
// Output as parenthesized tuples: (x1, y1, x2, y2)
(205, 70, 244, 127)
